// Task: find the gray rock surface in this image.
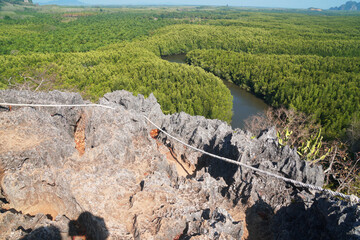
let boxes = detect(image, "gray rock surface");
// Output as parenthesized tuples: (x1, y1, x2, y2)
(272, 196, 360, 240)
(0, 89, 359, 240)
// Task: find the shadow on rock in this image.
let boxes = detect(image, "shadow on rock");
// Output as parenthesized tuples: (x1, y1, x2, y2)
(20, 211, 109, 240)
(69, 211, 109, 240)
(20, 225, 61, 240)
(246, 196, 360, 240)
(271, 196, 360, 240)
(245, 198, 274, 240)
(197, 133, 241, 186)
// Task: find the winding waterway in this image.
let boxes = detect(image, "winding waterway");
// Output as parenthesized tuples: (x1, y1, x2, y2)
(162, 54, 269, 129)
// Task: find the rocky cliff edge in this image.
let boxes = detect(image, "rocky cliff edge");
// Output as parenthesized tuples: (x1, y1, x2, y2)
(0, 90, 359, 240)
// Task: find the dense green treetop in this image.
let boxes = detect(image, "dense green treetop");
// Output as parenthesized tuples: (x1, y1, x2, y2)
(0, 46, 233, 122)
(0, 7, 359, 138)
(187, 49, 360, 138)
(2, 10, 360, 56)
(0, 12, 174, 54)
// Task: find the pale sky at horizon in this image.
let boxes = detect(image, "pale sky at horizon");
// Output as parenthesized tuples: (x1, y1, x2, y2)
(32, 0, 351, 9)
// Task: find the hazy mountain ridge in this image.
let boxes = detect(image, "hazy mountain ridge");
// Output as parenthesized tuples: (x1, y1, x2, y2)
(0, 0, 32, 4)
(330, 1, 360, 10)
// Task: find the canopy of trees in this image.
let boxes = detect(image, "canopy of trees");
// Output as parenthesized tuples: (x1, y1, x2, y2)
(0, 7, 359, 137)
(0, 47, 233, 122)
(187, 49, 360, 138)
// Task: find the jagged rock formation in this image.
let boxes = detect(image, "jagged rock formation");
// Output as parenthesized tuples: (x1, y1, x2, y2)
(0, 90, 359, 240)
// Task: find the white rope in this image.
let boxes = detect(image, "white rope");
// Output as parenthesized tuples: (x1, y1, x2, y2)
(1, 102, 358, 203)
(0, 102, 116, 110)
(143, 116, 360, 204)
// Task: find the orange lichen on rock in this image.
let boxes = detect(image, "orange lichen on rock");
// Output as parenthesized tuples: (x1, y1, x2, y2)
(173, 234, 182, 240)
(72, 236, 86, 240)
(150, 129, 160, 139)
(75, 113, 87, 156)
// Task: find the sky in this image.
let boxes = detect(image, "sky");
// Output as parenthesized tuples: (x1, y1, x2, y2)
(33, 0, 349, 9)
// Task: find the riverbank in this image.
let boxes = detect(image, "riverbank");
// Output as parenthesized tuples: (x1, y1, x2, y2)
(161, 54, 268, 129)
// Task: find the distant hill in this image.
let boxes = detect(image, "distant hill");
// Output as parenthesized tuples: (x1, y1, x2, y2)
(38, 0, 85, 6)
(0, 0, 33, 4)
(330, 1, 360, 10)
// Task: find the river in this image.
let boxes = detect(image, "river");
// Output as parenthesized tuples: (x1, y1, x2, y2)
(162, 54, 269, 130)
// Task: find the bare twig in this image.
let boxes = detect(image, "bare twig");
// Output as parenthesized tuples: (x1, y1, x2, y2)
(337, 157, 360, 193)
(34, 79, 45, 91)
(324, 146, 337, 174)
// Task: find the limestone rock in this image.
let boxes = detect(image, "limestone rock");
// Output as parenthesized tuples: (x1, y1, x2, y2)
(0, 90, 359, 240)
(272, 197, 360, 240)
